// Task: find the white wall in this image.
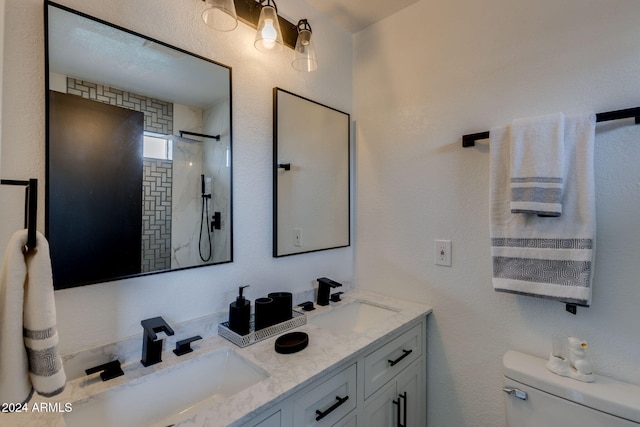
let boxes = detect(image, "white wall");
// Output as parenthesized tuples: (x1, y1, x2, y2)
(354, 0, 640, 426)
(0, 0, 353, 354)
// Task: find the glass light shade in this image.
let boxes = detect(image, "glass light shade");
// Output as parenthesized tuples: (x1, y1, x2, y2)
(292, 29, 318, 72)
(254, 5, 283, 52)
(202, 0, 238, 32)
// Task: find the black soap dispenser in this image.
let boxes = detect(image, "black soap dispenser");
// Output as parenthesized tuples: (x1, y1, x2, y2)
(228, 285, 251, 335)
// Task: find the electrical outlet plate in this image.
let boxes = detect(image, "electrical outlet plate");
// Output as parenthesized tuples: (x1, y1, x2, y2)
(435, 239, 452, 267)
(294, 228, 302, 247)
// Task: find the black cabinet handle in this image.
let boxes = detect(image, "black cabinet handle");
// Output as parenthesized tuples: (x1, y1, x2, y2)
(388, 349, 413, 367)
(401, 392, 407, 427)
(392, 392, 407, 427)
(315, 395, 349, 421)
(393, 397, 401, 427)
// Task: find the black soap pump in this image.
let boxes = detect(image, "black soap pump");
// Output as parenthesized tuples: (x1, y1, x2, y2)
(228, 285, 251, 335)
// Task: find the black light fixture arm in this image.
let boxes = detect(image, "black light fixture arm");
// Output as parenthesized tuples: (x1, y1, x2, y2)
(297, 18, 311, 33)
(259, 0, 277, 13)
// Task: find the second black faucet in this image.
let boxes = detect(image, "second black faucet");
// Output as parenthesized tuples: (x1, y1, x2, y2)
(316, 277, 343, 306)
(140, 316, 175, 367)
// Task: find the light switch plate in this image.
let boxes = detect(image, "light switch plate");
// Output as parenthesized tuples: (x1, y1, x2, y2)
(435, 239, 452, 267)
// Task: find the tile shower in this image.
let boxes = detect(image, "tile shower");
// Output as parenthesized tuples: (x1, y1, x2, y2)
(63, 77, 229, 271)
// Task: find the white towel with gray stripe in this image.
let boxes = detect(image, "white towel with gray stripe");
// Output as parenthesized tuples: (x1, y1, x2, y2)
(0, 230, 66, 405)
(490, 112, 596, 305)
(510, 112, 565, 216)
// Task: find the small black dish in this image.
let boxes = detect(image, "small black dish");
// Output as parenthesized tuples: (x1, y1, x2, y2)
(275, 331, 309, 354)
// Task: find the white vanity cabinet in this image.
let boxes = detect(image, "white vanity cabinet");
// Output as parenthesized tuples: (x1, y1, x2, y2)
(360, 322, 425, 427)
(243, 363, 357, 427)
(292, 363, 358, 426)
(361, 359, 424, 427)
(248, 411, 282, 427)
(241, 317, 427, 427)
(363, 322, 423, 399)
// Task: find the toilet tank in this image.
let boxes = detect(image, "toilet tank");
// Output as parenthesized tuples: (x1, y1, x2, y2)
(503, 350, 640, 426)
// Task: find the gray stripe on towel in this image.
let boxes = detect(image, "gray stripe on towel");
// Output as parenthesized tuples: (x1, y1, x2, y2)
(493, 256, 591, 287)
(491, 238, 593, 249)
(511, 187, 562, 203)
(511, 209, 561, 216)
(38, 384, 66, 398)
(25, 346, 64, 377)
(24, 326, 57, 340)
(511, 177, 563, 183)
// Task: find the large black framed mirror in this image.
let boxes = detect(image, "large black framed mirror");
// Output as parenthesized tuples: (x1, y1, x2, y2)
(273, 88, 350, 257)
(45, 2, 233, 289)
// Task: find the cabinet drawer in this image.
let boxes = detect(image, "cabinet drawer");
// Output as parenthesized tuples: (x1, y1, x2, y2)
(293, 363, 357, 427)
(364, 323, 422, 398)
(334, 413, 356, 427)
(249, 410, 281, 427)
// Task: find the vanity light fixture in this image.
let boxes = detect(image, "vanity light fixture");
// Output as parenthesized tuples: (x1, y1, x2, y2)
(254, 0, 283, 52)
(201, 0, 239, 32)
(291, 19, 317, 72)
(199, 0, 318, 68)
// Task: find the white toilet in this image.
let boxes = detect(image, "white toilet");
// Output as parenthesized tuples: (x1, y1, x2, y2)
(503, 350, 640, 426)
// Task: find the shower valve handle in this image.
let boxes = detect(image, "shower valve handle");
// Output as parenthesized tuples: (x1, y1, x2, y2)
(211, 212, 221, 231)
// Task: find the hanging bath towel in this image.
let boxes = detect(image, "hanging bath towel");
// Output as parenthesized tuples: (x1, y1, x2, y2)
(510, 112, 565, 216)
(490, 113, 596, 305)
(0, 230, 66, 405)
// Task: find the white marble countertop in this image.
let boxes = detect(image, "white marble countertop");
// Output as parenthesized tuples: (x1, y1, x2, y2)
(5, 290, 432, 427)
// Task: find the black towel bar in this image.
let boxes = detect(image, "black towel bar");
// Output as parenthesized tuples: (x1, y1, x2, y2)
(462, 106, 640, 147)
(179, 130, 221, 141)
(1, 178, 38, 251)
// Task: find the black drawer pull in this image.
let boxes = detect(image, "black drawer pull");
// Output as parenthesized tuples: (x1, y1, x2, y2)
(315, 395, 349, 421)
(388, 349, 412, 367)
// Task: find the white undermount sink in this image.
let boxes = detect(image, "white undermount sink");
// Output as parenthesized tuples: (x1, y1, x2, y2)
(64, 347, 268, 427)
(309, 300, 400, 333)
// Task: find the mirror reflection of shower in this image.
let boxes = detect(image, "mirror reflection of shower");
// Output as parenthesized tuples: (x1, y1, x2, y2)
(199, 174, 212, 262)
(168, 108, 228, 269)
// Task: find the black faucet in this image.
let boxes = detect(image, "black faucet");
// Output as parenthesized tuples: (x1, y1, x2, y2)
(316, 277, 343, 306)
(85, 360, 124, 381)
(173, 335, 202, 356)
(330, 291, 344, 302)
(140, 316, 175, 367)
